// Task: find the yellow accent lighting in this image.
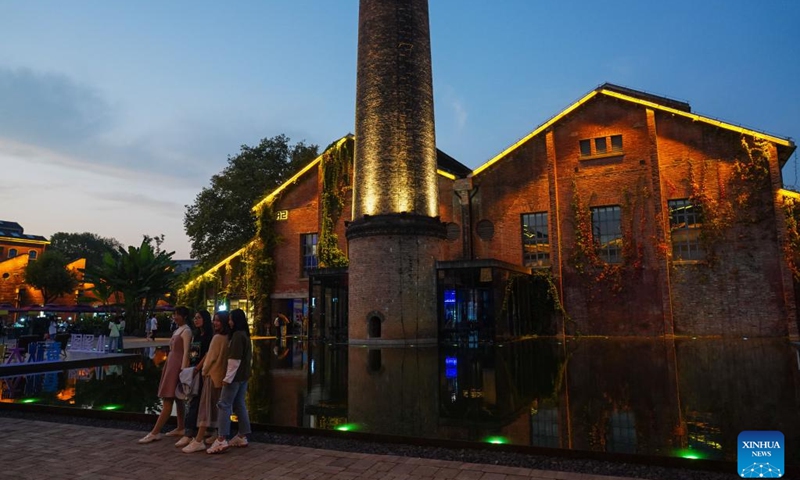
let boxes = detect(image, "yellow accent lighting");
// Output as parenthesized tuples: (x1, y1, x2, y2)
(436, 169, 456, 180)
(472, 87, 793, 177)
(252, 136, 351, 212)
(181, 245, 248, 292)
(472, 91, 598, 176)
(600, 89, 793, 147)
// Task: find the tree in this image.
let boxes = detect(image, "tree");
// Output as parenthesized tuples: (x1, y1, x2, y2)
(84, 239, 179, 333)
(48, 232, 123, 269)
(184, 134, 318, 265)
(24, 251, 78, 304)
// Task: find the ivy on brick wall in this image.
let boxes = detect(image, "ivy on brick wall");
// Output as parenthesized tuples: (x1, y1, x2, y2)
(687, 137, 773, 265)
(568, 181, 647, 295)
(247, 203, 279, 325)
(781, 196, 800, 280)
(178, 270, 221, 311)
(318, 137, 353, 268)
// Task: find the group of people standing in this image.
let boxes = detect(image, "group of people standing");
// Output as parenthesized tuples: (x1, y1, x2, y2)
(138, 306, 252, 455)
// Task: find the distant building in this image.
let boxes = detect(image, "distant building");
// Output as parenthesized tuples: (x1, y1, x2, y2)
(182, 84, 798, 339)
(0, 222, 89, 309)
(0, 221, 50, 307)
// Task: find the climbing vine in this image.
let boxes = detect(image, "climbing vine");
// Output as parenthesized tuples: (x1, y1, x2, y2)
(318, 137, 353, 267)
(178, 270, 221, 310)
(687, 137, 773, 264)
(247, 202, 279, 326)
(568, 181, 646, 295)
(781, 195, 800, 280)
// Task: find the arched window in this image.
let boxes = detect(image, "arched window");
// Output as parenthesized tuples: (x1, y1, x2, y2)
(28, 250, 37, 260)
(8, 248, 17, 258)
(368, 316, 381, 338)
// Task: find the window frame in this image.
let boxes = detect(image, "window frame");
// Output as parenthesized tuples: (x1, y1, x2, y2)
(668, 199, 705, 261)
(590, 205, 622, 264)
(300, 233, 319, 278)
(579, 135, 624, 159)
(8, 248, 17, 258)
(521, 212, 550, 267)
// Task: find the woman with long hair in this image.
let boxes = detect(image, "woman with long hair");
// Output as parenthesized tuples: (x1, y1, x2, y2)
(175, 310, 214, 448)
(207, 308, 252, 454)
(182, 311, 230, 453)
(138, 306, 193, 443)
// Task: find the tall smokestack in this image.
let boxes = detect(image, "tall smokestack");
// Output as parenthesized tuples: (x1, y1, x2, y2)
(347, 0, 444, 344)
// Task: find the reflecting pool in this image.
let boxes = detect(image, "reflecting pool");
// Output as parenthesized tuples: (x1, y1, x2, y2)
(2, 337, 798, 464)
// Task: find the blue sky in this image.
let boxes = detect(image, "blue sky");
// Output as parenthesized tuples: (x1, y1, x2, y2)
(2, 1, 798, 258)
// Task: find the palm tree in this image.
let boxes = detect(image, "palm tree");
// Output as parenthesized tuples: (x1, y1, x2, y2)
(85, 239, 179, 333)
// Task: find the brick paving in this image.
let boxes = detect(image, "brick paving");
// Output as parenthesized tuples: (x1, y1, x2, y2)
(0, 417, 646, 480)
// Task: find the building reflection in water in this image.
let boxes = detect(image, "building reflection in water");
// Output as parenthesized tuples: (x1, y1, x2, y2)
(3, 337, 798, 464)
(301, 337, 799, 463)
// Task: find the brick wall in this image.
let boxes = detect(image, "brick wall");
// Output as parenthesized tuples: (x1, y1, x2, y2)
(471, 94, 794, 336)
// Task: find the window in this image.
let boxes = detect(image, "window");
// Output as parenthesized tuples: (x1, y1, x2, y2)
(531, 407, 560, 448)
(611, 135, 623, 152)
(8, 248, 17, 258)
(301, 233, 319, 277)
(669, 199, 704, 260)
(0, 246, 4, 257)
(607, 410, 637, 453)
(594, 137, 607, 154)
(522, 212, 550, 266)
(579, 135, 623, 157)
(579, 139, 592, 157)
(28, 250, 37, 260)
(591, 206, 622, 263)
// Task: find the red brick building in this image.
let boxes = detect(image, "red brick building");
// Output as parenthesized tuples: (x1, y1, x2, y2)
(184, 84, 798, 338)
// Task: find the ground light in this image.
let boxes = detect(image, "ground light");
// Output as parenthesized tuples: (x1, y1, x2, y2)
(100, 404, 122, 410)
(335, 423, 360, 432)
(19, 398, 39, 404)
(674, 448, 705, 460)
(484, 436, 509, 444)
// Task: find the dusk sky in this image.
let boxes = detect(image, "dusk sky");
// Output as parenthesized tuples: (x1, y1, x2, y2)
(2, 1, 798, 259)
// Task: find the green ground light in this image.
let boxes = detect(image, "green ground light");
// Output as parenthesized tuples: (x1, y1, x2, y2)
(484, 436, 509, 444)
(101, 404, 122, 410)
(335, 423, 360, 432)
(19, 398, 39, 404)
(674, 448, 705, 460)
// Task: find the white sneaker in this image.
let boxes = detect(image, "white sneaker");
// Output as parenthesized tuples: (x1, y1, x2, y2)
(174, 436, 192, 448)
(206, 438, 228, 454)
(182, 440, 207, 453)
(228, 435, 248, 448)
(137, 433, 162, 444)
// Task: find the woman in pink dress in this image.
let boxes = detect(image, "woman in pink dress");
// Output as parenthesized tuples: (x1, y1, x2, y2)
(138, 306, 193, 443)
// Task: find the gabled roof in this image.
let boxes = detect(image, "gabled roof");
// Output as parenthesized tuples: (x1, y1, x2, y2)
(472, 83, 796, 176)
(252, 134, 470, 212)
(186, 135, 471, 289)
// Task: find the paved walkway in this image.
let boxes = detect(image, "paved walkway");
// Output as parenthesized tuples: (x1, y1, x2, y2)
(0, 417, 645, 480)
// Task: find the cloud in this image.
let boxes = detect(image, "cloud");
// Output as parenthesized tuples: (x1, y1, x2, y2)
(92, 191, 184, 217)
(0, 67, 222, 186)
(0, 67, 115, 147)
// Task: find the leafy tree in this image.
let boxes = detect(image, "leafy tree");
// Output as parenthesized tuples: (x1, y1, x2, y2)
(48, 232, 123, 269)
(84, 239, 179, 333)
(184, 134, 318, 265)
(24, 251, 78, 304)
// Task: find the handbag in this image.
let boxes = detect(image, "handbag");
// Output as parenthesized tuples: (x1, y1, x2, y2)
(175, 366, 200, 401)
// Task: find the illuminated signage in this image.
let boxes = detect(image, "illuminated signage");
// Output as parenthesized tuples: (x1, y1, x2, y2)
(276, 210, 289, 221)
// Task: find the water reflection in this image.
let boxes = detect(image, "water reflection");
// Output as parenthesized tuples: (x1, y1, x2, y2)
(3, 338, 798, 464)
